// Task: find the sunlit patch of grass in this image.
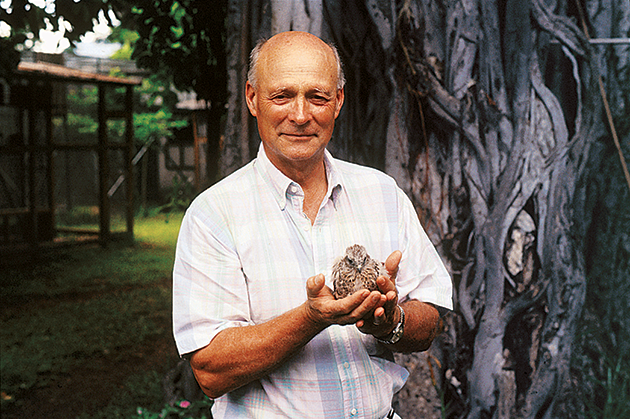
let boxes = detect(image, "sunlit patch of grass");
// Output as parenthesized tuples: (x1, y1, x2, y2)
(134, 211, 184, 249)
(2, 213, 183, 299)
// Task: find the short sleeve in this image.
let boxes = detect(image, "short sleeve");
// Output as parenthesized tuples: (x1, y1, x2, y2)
(172, 198, 252, 356)
(394, 188, 453, 310)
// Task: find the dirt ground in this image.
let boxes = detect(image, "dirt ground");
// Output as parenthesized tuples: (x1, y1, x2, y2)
(4, 343, 443, 419)
(2, 331, 179, 419)
(5, 341, 446, 419)
(394, 351, 444, 419)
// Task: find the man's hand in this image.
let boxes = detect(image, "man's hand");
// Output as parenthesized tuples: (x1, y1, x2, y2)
(328, 250, 402, 337)
(356, 250, 402, 338)
(304, 274, 386, 328)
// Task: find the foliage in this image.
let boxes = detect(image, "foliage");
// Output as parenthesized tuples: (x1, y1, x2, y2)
(121, 0, 227, 104)
(66, 111, 99, 135)
(0, 0, 48, 59)
(135, 109, 188, 144)
(0, 37, 21, 78)
(158, 173, 196, 214)
(134, 398, 214, 419)
(1, 0, 118, 44)
(60, 72, 188, 146)
(132, 72, 190, 145)
(0, 0, 120, 76)
(2, 1, 227, 105)
(109, 26, 140, 60)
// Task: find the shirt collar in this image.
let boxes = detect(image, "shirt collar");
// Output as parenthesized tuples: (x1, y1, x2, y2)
(254, 143, 343, 211)
(324, 150, 344, 209)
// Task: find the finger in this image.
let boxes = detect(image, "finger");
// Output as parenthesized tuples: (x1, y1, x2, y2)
(377, 276, 396, 295)
(373, 306, 385, 319)
(356, 308, 388, 335)
(372, 310, 383, 326)
(344, 288, 385, 308)
(385, 250, 402, 279)
(349, 291, 382, 319)
(306, 277, 373, 326)
(373, 280, 397, 323)
(376, 278, 398, 312)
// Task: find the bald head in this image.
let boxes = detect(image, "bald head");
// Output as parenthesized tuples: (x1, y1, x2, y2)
(248, 31, 345, 91)
(243, 30, 345, 180)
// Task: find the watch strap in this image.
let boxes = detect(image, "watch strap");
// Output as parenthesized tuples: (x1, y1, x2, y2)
(376, 305, 405, 345)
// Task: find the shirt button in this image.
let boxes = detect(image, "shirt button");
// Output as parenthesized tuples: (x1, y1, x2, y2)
(351, 408, 357, 415)
(343, 362, 349, 369)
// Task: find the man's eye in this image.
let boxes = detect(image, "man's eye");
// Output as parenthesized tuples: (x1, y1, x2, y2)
(271, 95, 289, 103)
(310, 96, 330, 105)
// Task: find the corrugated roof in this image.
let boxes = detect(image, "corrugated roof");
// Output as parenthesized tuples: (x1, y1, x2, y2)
(16, 61, 141, 85)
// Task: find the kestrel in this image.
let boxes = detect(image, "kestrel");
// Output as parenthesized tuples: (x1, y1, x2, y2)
(331, 244, 388, 299)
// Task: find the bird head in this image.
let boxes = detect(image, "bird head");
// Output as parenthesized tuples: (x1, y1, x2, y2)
(344, 244, 369, 271)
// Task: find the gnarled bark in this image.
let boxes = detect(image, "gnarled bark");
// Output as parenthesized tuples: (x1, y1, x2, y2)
(220, 0, 627, 417)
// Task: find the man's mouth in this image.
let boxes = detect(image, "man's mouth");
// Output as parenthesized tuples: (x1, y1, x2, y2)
(282, 133, 315, 140)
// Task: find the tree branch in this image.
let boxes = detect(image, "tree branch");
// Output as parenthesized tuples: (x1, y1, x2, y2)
(531, 0, 590, 57)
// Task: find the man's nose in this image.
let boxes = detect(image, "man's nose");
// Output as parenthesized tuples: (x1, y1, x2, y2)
(288, 97, 310, 125)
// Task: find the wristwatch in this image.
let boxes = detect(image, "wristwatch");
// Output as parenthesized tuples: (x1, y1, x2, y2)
(376, 305, 405, 345)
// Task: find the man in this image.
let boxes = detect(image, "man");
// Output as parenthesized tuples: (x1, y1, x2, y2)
(173, 31, 453, 418)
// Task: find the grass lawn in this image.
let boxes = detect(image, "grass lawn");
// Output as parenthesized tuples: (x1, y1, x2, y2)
(0, 212, 211, 419)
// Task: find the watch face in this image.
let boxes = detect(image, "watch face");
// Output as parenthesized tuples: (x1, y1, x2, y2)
(390, 324, 403, 343)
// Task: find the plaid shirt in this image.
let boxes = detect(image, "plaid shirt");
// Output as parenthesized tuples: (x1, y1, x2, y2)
(173, 145, 453, 418)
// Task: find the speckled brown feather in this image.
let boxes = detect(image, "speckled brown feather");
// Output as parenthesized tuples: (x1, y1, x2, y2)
(332, 244, 388, 299)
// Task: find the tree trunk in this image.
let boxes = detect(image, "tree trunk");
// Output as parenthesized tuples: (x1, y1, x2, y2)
(221, 0, 629, 417)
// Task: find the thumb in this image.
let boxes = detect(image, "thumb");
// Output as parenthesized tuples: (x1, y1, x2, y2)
(385, 250, 402, 278)
(306, 274, 326, 297)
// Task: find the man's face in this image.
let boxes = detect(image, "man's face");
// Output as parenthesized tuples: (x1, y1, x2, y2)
(245, 33, 344, 175)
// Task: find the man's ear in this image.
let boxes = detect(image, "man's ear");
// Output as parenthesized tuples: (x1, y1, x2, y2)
(245, 81, 258, 117)
(334, 87, 345, 119)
